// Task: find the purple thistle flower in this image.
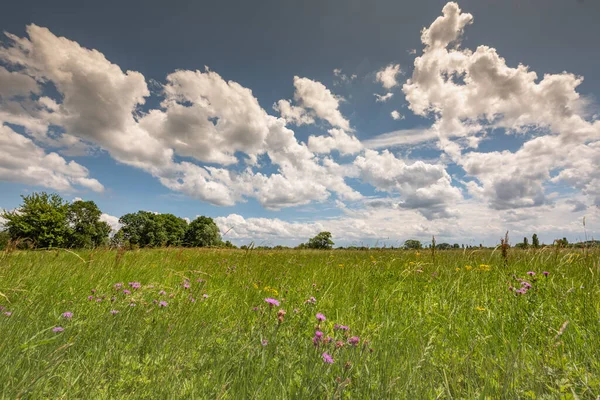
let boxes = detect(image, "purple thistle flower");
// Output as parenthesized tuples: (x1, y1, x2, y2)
(527, 271, 535, 276)
(203, 294, 209, 299)
(96, 298, 102, 303)
(348, 336, 360, 346)
(110, 310, 119, 315)
(123, 289, 131, 295)
(522, 282, 532, 289)
(4, 311, 12, 317)
(129, 282, 141, 289)
(265, 298, 280, 307)
(261, 339, 268, 346)
(189, 297, 196, 303)
(52, 326, 64, 333)
(334, 324, 349, 331)
(316, 313, 326, 322)
(114, 283, 123, 289)
(313, 330, 324, 346)
(543, 271, 550, 276)
(159, 301, 168, 307)
(153, 299, 158, 304)
(159, 290, 167, 296)
(87, 295, 94, 301)
(62, 312, 73, 319)
(129, 303, 136, 307)
(252, 306, 259, 311)
(322, 352, 334, 364)
(91, 289, 97, 294)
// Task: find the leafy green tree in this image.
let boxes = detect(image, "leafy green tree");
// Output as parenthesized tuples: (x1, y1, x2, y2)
(68, 200, 111, 248)
(0, 230, 9, 250)
(119, 211, 168, 248)
(404, 239, 422, 250)
(183, 216, 222, 247)
(436, 243, 452, 250)
(532, 233, 539, 249)
(158, 214, 188, 247)
(523, 237, 529, 248)
(307, 232, 334, 249)
(1, 193, 70, 248)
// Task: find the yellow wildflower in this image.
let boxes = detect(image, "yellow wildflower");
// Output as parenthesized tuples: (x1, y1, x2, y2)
(465, 265, 473, 271)
(479, 264, 491, 271)
(475, 306, 486, 311)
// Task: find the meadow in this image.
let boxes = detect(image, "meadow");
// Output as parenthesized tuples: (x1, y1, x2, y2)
(1, 247, 599, 399)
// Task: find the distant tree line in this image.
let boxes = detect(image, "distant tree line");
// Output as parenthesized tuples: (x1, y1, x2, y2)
(1, 192, 597, 251)
(0, 192, 228, 250)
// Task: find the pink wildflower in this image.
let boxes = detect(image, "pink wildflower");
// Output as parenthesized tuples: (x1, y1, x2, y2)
(322, 352, 334, 364)
(265, 298, 280, 307)
(52, 327, 64, 333)
(316, 313, 326, 322)
(348, 336, 360, 346)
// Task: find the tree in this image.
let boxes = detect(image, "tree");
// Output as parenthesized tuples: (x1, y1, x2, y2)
(532, 233, 539, 249)
(307, 232, 334, 249)
(523, 237, 529, 248)
(0, 230, 9, 250)
(436, 243, 452, 250)
(183, 216, 222, 247)
(1, 192, 70, 248)
(68, 200, 111, 248)
(404, 239, 422, 250)
(157, 213, 188, 247)
(118, 211, 167, 248)
(452, 243, 460, 249)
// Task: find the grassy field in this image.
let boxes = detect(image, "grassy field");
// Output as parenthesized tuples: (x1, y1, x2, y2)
(1, 247, 599, 399)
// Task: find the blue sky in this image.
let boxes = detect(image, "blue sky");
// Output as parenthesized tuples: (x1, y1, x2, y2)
(0, 0, 599, 247)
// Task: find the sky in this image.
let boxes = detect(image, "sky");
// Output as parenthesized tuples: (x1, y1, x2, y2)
(0, 0, 599, 247)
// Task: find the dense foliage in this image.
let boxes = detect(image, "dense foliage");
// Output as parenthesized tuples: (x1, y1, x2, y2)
(306, 231, 334, 249)
(1, 193, 109, 249)
(0, 193, 224, 249)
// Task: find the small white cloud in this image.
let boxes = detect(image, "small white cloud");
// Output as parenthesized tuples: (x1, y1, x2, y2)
(376, 64, 401, 90)
(390, 110, 405, 120)
(374, 93, 394, 103)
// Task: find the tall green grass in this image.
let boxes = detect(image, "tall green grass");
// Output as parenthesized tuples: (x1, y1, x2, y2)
(1, 248, 599, 398)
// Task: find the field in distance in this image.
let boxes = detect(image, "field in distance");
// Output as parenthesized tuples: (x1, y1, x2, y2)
(1, 248, 599, 398)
